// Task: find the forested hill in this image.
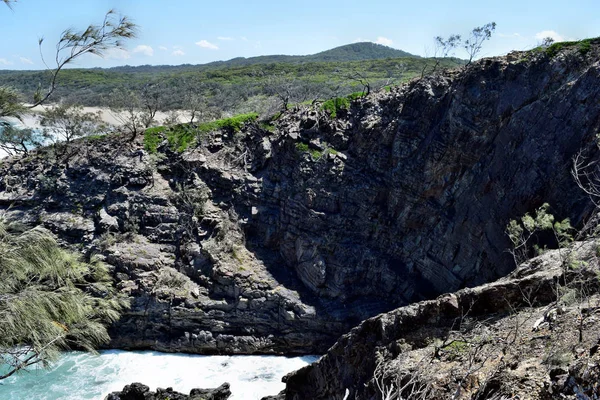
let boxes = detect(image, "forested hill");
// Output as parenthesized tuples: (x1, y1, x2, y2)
(190, 42, 417, 68)
(100, 42, 417, 73)
(0, 42, 458, 113)
(308, 42, 416, 61)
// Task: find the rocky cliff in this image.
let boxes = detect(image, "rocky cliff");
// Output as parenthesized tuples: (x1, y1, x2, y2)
(273, 241, 600, 399)
(1, 41, 600, 355)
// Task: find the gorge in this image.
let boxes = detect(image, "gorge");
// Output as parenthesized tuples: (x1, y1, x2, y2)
(2, 40, 600, 399)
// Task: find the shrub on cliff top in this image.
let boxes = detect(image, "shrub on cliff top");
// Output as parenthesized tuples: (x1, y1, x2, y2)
(144, 113, 259, 153)
(543, 38, 598, 57)
(143, 126, 166, 153)
(197, 112, 258, 134)
(321, 92, 365, 118)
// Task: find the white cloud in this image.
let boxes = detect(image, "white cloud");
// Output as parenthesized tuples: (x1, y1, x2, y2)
(159, 46, 168, 51)
(241, 36, 248, 42)
(104, 48, 131, 60)
(19, 57, 33, 65)
(534, 30, 564, 42)
(133, 45, 154, 56)
(374, 36, 393, 46)
(498, 33, 522, 38)
(218, 36, 234, 41)
(0, 58, 13, 65)
(172, 50, 185, 56)
(196, 40, 218, 50)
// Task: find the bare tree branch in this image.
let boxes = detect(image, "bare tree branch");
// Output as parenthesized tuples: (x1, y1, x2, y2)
(30, 9, 138, 108)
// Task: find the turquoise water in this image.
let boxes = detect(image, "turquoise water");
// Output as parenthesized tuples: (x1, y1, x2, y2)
(0, 116, 48, 158)
(0, 350, 317, 400)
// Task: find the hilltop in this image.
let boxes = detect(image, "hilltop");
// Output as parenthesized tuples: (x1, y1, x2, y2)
(0, 42, 417, 75)
(306, 42, 416, 61)
(105, 42, 417, 72)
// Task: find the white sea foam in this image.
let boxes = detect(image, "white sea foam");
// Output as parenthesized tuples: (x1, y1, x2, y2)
(0, 350, 318, 400)
(0, 114, 49, 159)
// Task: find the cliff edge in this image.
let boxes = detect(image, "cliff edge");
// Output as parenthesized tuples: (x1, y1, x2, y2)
(1, 41, 600, 355)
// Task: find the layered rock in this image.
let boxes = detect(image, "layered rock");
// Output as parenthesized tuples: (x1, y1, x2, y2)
(0, 131, 348, 354)
(272, 241, 600, 399)
(2, 42, 600, 354)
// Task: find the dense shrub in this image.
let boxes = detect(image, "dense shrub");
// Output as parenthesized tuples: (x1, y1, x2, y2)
(143, 126, 166, 153)
(144, 113, 258, 153)
(321, 92, 365, 118)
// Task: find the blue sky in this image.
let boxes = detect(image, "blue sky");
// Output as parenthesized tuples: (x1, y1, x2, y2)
(1, 0, 599, 70)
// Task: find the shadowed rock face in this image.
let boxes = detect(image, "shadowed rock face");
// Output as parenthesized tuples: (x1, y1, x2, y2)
(272, 242, 600, 399)
(276, 52, 600, 303)
(1, 44, 600, 355)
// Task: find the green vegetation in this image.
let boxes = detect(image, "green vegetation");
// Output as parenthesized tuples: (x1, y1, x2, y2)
(545, 41, 577, 57)
(0, 55, 461, 113)
(0, 8, 137, 157)
(311, 149, 323, 160)
(443, 340, 470, 359)
(259, 121, 276, 133)
(325, 147, 338, 156)
(0, 220, 127, 379)
(295, 142, 310, 152)
(300, 42, 415, 62)
(166, 125, 197, 153)
(143, 126, 167, 153)
(196, 112, 258, 133)
(322, 97, 350, 118)
(506, 203, 573, 266)
(543, 38, 598, 57)
(144, 113, 258, 153)
(321, 92, 365, 118)
(347, 91, 366, 100)
(0, 86, 25, 120)
(579, 39, 593, 55)
(83, 134, 107, 141)
(295, 141, 327, 160)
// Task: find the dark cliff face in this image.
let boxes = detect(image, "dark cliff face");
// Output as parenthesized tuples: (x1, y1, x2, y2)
(275, 242, 600, 400)
(1, 44, 599, 355)
(258, 45, 600, 305)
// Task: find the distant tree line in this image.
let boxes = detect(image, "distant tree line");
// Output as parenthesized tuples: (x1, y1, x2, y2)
(0, 56, 461, 117)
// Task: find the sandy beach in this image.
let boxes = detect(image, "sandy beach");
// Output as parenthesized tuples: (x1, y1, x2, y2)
(26, 105, 189, 127)
(0, 106, 192, 159)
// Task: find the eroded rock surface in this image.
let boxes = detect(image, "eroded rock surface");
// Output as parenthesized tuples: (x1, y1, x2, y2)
(273, 241, 600, 399)
(2, 44, 600, 354)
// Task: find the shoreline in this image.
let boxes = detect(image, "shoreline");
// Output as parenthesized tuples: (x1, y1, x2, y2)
(0, 349, 318, 400)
